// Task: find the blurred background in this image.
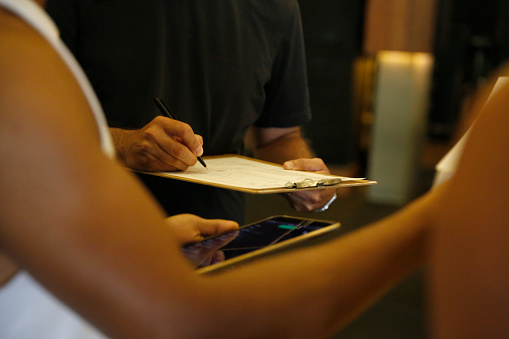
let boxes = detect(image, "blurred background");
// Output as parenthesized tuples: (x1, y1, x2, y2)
(245, 0, 509, 337)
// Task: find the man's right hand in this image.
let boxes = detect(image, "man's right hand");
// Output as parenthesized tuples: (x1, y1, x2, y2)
(110, 116, 204, 172)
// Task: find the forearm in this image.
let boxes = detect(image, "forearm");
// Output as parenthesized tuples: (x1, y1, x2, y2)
(109, 127, 133, 167)
(199, 192, 432, 338)
(253, 129, 315, 164)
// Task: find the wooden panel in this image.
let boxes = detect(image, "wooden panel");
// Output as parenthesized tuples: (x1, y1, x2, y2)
(364, 0, 438, 53)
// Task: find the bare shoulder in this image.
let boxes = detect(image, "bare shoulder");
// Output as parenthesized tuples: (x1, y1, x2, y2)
(0, 7, 98, 144)
(0, 7, 52, 76)
(0, 5, 105, 237)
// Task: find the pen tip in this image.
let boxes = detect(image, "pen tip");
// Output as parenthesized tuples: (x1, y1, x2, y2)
(197, 157, 207, 168)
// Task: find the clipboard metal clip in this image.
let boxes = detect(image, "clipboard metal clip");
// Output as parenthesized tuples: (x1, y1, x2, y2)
(285, 178, 342, 189)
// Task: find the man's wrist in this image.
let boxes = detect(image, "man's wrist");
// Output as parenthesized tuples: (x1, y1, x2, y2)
(314, 193, 337, 212)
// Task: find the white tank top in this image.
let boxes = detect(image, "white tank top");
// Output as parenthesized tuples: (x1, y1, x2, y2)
(0, 0, 113, 338)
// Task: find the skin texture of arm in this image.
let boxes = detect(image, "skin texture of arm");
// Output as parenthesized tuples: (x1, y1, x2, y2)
(250, 126, 337, 211)
(250, 126, 314, 163)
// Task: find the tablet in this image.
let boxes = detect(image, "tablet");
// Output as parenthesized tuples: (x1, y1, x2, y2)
(181, 215, 341, 274)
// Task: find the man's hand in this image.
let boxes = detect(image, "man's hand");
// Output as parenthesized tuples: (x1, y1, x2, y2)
(111, 116, 204, 172)
(283, 158, 337, 212)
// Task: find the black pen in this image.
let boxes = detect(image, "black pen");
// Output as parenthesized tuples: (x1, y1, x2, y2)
(154, 97, 207, 168)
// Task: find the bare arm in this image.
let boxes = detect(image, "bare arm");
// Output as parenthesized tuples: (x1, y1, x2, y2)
(249, 126, 314, 163)
(0, 16, 198, 337)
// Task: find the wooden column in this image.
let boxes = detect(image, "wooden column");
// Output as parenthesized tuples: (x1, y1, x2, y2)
(364, 0, 438, 54)
(363, 0, 438, 205)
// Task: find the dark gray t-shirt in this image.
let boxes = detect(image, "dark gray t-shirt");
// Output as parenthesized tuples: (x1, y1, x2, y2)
(47, 0, 311, 223)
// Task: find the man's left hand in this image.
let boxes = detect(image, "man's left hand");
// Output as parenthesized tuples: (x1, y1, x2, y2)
(283, 158, 337, 212)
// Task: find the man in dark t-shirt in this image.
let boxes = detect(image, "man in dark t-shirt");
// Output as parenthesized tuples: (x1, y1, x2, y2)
(46, 0, 336, 223)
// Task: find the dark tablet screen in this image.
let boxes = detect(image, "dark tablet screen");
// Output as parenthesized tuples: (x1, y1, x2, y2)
(182, 216, 337, 269)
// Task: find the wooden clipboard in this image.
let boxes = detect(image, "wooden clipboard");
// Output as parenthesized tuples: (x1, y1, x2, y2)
(138, 154, 377, 194)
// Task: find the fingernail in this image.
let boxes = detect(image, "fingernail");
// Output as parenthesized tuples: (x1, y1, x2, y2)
(284, 161, 295, 170)
(194, 146, 203, 156)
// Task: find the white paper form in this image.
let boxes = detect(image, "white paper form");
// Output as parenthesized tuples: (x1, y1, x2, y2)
(153, 155, 366, 191)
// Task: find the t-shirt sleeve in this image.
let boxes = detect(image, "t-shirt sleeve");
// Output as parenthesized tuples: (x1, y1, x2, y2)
(254, 2, 312, 128)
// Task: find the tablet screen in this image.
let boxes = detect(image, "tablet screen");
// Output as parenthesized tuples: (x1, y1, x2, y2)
(181, 216, 338, 270)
